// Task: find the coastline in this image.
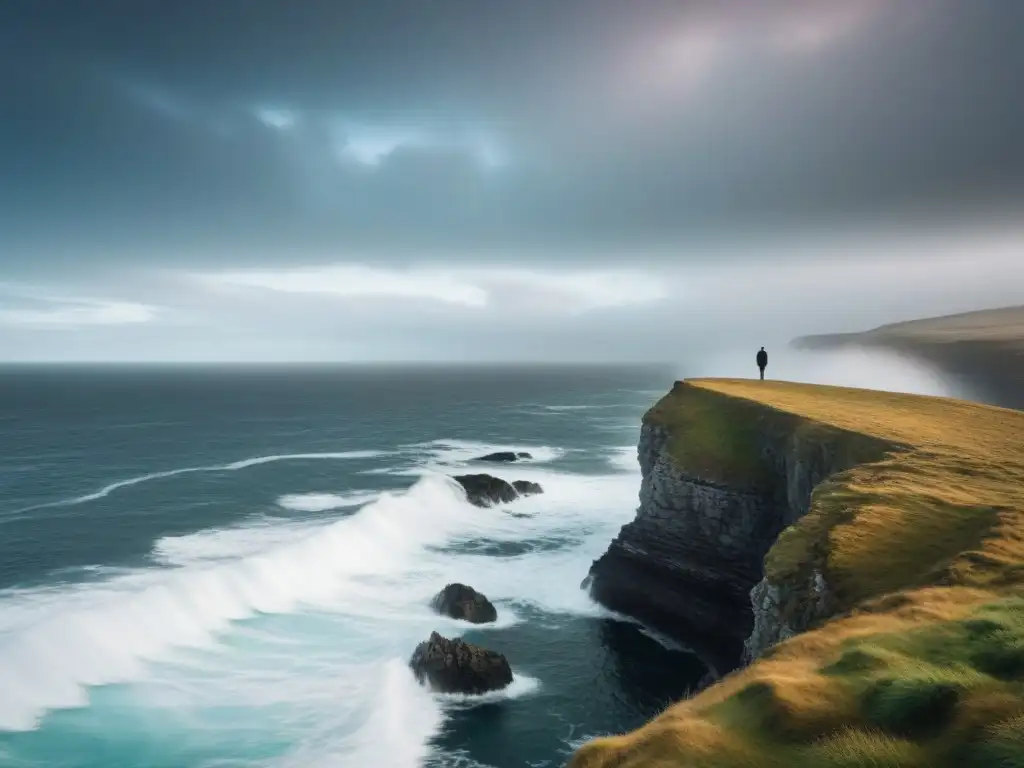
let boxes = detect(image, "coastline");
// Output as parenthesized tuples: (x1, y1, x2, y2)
(572, 377, 1024, 766)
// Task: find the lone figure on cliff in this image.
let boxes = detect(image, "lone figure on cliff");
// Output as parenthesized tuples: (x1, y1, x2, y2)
(756, 347, 768, 380)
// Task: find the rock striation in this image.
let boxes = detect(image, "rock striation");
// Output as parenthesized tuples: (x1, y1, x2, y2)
(409, 631, 513, 694)
(431, 583, 498, 624)
(584, 381, 894, 675)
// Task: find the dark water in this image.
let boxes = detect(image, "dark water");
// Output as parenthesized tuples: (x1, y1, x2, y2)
(0, 365, 707, 767)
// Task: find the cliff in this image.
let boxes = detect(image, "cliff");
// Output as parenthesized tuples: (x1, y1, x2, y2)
(574, 379, 1024, 767)
(793, 305, 1024, 410)
(585, 381, 894, 673)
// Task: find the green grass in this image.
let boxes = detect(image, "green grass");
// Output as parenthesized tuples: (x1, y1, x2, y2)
(570, 379, 1024, 768)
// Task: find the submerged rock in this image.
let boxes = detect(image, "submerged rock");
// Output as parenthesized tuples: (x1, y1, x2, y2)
(431, 583, 498, 624)
(409, 632, 513, 694)
(475, 451, 532, 463)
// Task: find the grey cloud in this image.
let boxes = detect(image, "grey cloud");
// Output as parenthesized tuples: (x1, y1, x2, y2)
(2, 0, 1024, 364)
(2, 0, 1024, 270)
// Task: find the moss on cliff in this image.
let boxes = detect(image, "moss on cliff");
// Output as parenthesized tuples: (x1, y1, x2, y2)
(572, 379, 1024, 767)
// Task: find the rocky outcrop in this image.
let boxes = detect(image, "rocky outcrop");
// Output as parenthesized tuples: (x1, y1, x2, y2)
(409, 632, 513, 694)
(453, 473, 543, 507)
(512, 480, 543, 497)
(743, 567, 834, 663)
(475, 451, 532, 462)
(431, 583, 498, 624)
(584, 383, 894, 674)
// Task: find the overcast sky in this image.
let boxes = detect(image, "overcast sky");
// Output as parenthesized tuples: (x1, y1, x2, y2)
(1, 0, 1022, 362)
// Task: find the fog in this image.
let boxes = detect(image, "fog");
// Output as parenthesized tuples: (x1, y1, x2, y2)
(685, 346, 964, 399)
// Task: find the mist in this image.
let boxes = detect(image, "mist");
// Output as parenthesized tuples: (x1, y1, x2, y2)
(684, 346, 965, 400)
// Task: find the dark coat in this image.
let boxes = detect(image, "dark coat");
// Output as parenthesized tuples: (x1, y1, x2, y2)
(756, 349, 768, 368)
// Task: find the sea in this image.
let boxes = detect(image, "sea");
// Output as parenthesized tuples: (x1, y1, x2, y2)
(0, 364, 713, 768)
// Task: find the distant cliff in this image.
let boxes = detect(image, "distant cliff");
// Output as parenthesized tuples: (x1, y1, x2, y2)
(793, 304, 1024, 410)
(585, 380, 894, 674)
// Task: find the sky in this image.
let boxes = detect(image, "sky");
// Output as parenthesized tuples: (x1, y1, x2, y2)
(1, 0, 1023, 362)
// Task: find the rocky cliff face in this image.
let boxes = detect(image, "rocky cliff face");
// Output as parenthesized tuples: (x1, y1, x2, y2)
(585, 385, 893, 675)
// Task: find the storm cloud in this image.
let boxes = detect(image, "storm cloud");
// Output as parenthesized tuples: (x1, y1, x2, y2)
(1, 0, 1022, 361)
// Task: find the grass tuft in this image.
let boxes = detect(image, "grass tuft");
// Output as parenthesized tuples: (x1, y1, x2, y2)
(861, 675, 960, 737)
(803, 728, 928, 767)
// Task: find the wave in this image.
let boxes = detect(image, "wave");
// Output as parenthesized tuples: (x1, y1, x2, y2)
(271, 658, 443, 768)
(410, 439, 564, 466)
(606, 446, 638, 473)
(152, 518, 326, 566)
(360, 439, 568, 479)
(0, 431, 645, 765)
(13, 451, 388, 514)
(276, 490, 381, 513)
(0, 475, 486, 732)
(437, 673, 542, 709)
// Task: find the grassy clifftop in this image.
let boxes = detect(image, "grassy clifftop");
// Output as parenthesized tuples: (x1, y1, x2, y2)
(571, 379, 1024, 768)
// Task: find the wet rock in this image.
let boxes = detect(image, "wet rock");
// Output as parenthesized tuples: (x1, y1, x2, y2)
(431, 583, 498, 624)
(453, 474, 545, 507)
(475, 451, 532, 463)
(512, 480, 543, 497)
(453, 474, 519, 506)
(409, 632, 513, 694)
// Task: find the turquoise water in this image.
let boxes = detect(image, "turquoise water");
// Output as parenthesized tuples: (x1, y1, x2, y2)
(0, 365, 707, 767)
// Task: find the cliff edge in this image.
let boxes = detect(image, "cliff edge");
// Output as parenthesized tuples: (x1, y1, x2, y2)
(575, 378, 1024, 767)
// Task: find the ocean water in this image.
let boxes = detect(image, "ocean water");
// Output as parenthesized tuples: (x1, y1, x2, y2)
(0, 365, 708, 768)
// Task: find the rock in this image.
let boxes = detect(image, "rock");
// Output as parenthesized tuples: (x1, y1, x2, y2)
(475, 451, 532, 463)
(409, 632, 513, 694)
(431, 583, 498, 624)
(512, 480, 543, 497)
(453, 474, 519, 506)
(452, 474, 545, 507)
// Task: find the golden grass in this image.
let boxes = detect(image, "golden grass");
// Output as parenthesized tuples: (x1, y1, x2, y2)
(570, 379, 1024, 768)
(868, 304, 1024, 344)
(647, 379, 1024, 612)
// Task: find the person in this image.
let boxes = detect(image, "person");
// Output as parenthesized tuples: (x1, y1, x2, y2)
(756, 347, 768, 380)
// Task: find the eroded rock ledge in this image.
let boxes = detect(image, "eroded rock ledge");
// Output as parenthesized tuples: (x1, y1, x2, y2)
(584, 381, 894, 675)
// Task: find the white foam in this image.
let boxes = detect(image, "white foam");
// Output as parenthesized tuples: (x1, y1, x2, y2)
(437, 673, 542, 708)
(276, 491, 380, 513)
(270, 659, 443, 768)
(153, 519, 324, 566)
(411, 439, 564, 466)
(0, 476, 490, 731)
(14, 451, 389, 513)
(0, 445, 644, 767)
(607, 446, 639, 473)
